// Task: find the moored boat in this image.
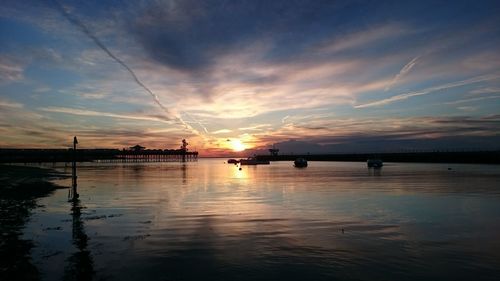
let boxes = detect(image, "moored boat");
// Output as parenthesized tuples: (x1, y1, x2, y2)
(239, 157, 270, 165)
(367, 159, 383, 168)
(227, 158, 239, 164)
(294, 158, 308, 168)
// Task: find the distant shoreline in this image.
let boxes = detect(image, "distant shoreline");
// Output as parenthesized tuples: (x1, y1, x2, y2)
(1, 150, 499, 164)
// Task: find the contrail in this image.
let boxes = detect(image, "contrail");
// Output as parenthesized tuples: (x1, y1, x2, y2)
(49, 0, 209, 136)
(183, 111, 209, 134)
(385, 56, 420, 91)
(51, 0, 215, 140)
(356, 74, 500, 108)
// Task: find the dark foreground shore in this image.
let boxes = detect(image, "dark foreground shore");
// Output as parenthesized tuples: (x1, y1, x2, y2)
(0, 165, 67, 281)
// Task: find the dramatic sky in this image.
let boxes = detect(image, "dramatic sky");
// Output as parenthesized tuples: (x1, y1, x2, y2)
(1, 0, 500, 155)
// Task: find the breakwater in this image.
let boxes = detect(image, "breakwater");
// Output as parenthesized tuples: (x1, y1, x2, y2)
(255, 151, 500, 164)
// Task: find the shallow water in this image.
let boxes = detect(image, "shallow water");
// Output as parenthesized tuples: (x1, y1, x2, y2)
(24, 160, 500, 280)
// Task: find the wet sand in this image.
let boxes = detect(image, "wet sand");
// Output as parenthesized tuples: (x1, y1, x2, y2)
(0, 165, 67, 281)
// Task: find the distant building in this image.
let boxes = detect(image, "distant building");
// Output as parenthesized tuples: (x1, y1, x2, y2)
(180, 139, 189, 151)
(130, 145, 145, 151)
(269, 146, 279, 156)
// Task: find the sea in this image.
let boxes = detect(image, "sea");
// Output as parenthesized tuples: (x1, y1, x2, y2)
(23, 159, 500, 280)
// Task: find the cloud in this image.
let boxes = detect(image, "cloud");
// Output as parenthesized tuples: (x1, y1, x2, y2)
(238, 124, 271, 131)
(38, 106, 174, 124)
(385, 56, 420, 91)
(0, 57, 24, 82)
(457, 106, 478, 112)
(51, 0, 176, 119)
(0, 99, 23, 108)
(181, 111, 209, 134)
(470, 87, 500, 94)
(211, 129, 232, 134)
(46, 0, 213, 139)
(318, 24, 409, 55)
(79, 92, 108, 99)
(129, 1, 404, 73)
(251, 115, 500, 152)
(355, 74, 500, 108)
(445, 95, 500, 105)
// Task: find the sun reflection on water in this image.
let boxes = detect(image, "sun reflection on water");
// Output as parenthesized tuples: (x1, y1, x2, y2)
(232, 165, 248, 179)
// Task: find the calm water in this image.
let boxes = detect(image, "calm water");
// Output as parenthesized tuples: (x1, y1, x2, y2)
(24, 160, 500, 280)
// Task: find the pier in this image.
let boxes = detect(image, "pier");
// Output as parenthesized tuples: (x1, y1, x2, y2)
(0, 140, 198, 164)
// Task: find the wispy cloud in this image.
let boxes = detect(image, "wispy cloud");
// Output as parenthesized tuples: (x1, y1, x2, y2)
(355, 75, 500, 108)
(385, 56, 420, 91)
(212, 129, 232, 134)
(457, 106, 478, 112)
(256, 115, 500, 147)
(445, 95, 500, 105)
(49, 0, 214, 139)
(181, 111, 209, 134)
(80, 92, 107, 99)
(51, 1, 180, 122)
(0, 99, 23, 108)
(0, 57, 24, 82)
(470, 87, 500, 94)
(319, 24, 409, 54)
(38, 106, 173, 124)
(238, 124, 272, 131)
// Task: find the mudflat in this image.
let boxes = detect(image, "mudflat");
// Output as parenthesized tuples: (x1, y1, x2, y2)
(0, 165, 67, 281)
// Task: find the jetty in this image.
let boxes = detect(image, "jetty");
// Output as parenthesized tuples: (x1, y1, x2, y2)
(255, 151, 500, 164)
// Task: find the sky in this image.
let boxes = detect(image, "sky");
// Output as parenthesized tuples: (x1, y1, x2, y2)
(1, 0, 500, 155)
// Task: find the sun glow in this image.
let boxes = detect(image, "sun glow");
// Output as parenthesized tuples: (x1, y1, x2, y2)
(231, 139, 246, 152)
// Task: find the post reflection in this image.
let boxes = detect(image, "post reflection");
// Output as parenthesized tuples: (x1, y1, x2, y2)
(181, 163, 187, 185)
(64, 170, 94, 280)
(368, 167, 382, 176)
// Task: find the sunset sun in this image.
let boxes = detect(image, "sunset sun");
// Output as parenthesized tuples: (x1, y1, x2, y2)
(231, 139, 246, 152)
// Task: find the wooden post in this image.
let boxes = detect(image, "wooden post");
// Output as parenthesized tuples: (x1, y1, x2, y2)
(71, 136, 78, 201)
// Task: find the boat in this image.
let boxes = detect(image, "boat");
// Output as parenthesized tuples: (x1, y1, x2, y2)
(239, 157, 270, 165)
(367, 159, 383, 168)
(227, 158, 239, 164)
(294, 158, 308, 168)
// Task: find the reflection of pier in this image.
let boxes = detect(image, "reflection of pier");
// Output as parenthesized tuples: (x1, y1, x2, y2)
(0, 140, 198, 163)
(99, 149, 198, 163)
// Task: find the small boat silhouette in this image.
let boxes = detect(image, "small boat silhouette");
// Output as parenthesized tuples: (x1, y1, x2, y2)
(367, 159, 383, 168)
(239, 157, 270, 165)
(294, 158, 308, 168)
